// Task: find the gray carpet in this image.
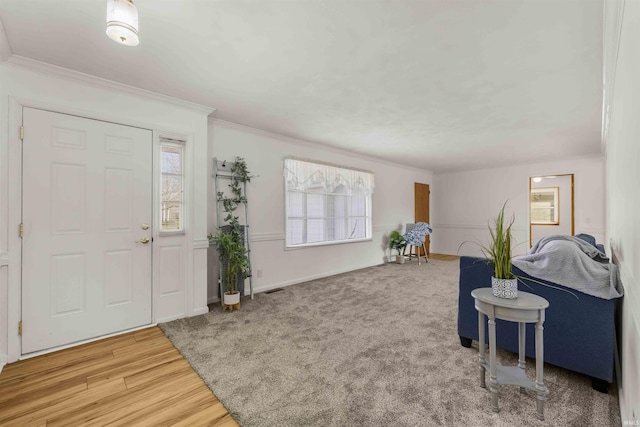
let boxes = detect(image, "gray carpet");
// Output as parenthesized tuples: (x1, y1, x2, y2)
(160, 259, 622, 426)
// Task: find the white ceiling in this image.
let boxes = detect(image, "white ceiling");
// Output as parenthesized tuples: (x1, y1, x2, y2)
(0, 0, 603, 172)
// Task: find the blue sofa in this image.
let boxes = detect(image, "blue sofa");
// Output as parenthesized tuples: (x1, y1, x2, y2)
(457, 256, 621, 392)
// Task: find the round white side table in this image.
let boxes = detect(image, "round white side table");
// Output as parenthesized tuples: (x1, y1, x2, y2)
(471, 288, 549, 420)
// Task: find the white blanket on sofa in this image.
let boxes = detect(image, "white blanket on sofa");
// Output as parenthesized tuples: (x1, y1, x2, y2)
(512, 235, 624, 300)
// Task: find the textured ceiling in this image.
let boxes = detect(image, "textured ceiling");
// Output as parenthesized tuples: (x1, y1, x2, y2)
(0, 0, 603, 172)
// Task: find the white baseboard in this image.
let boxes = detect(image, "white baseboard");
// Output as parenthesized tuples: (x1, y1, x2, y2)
(192, 306, 210, 316)
(252, 262, 383, 295)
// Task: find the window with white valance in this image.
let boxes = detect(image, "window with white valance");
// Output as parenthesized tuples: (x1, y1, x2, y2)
(284, 158, 375, 248)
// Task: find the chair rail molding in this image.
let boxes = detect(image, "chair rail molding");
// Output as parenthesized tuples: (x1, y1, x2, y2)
(193, 238, 209, 250)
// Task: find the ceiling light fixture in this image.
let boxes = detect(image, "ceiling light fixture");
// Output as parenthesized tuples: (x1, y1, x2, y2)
(532, 177, 542, 183)
(106, 0, 139, 46)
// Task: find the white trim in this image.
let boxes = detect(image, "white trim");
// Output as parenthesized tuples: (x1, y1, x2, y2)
(192, 306, 210, 316)
(432, 223, 529, 232)
(285, 237, 373, 250)
(373, 225, 404, 233)
(5, 56, 215, 115)
(251, 261, 383, 294)
(250, 232, 285, 242)
(210, 118, 433, 175)
(243, 230, 403, 244)
(0, 19, 11, 62)
(7, 97, 23, 363)
(602, 0, 626, 148)
(193, 238, 209, 250)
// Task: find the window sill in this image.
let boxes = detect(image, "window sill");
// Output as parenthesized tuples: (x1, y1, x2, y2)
(285, 237, 372, 250)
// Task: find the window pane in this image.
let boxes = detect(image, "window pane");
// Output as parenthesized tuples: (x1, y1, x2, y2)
(288, 219, 305, 245)
(328, 218, 347, 240)
(162, 202, 181, 230)
(328, 194, 346, 218)
(307, 219, 325, 243)
(348, 217, 366, 239)
(350, 196, 366, 216)
(161, 142, 183, 231)
(162, 175, 182, 201)
(288, 191, 304, 217)
(161, 146, 182, 174)
(307, 193, 324, 218)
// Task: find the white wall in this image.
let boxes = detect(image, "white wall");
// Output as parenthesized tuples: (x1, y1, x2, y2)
(208, 120, 433, 300)
(0, 58, 211, 365)
(605, 0, 640, 422)
(431, 156, 605, 257)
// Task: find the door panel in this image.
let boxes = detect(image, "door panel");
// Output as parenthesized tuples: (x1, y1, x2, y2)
(22, 107, 153, 354)
(414, 183, 430, 255)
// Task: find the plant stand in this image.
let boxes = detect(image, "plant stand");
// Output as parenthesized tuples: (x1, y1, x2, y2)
(214, 158, 254, 307)
(223, 302, 241, 312)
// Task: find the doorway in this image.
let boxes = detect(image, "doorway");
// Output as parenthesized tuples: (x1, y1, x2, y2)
(529, 174, 574, 246)
(21, 107, 153, 354)
(414, 182, 430, 255)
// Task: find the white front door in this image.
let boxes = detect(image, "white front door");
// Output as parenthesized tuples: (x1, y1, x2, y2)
(21, 107, 153, 354)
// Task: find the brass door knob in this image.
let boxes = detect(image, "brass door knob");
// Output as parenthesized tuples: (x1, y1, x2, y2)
(135, 237, 150, 244)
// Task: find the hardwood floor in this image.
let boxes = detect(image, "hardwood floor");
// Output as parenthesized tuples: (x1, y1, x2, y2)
(0, 327, 239, 426)
(428, 253, 460, 261)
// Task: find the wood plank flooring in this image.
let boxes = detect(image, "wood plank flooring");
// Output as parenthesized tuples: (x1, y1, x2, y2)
(428, 253, 460, 262)
(0, 327, 239, 427)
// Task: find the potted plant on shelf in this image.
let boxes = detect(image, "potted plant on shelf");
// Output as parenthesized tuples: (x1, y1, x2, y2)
(389, 230, 407, 264)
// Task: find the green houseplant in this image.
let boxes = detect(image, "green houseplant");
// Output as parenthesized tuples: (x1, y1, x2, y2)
(483, 202, 518, 298)
(389, 230, 407, 264)
(209, 225, 249, 297)
(209, 156, 252, 309)
(459, 201, 518, 298)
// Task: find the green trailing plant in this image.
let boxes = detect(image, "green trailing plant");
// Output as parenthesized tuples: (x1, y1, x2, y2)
(209, 156, 253, 294)
(389, 230, 407, 257)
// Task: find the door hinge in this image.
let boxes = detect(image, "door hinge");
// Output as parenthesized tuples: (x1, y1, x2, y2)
(18, 321, 22, 336)
(20, 126, 24, 141)
(19, 223, 23, 238)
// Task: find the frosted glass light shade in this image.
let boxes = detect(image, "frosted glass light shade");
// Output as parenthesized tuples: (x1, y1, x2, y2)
(106, 0, 139, 46)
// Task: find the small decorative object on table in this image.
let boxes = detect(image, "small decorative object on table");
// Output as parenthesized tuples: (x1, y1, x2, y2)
(487, 202, 517, 298)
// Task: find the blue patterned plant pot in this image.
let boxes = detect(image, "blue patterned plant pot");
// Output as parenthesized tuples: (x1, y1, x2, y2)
(491, 276, 518, 299)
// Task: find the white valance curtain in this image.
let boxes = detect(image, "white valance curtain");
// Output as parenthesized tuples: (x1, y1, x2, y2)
(284, 158, 375, 195)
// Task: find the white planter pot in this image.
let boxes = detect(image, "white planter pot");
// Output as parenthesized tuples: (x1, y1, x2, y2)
(224, 291, 240, 306)
(396, 255, 405, 264)
(491, 276, 518, 299)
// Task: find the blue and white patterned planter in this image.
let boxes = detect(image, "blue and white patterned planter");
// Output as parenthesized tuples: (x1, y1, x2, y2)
(491, 276, 518, 299)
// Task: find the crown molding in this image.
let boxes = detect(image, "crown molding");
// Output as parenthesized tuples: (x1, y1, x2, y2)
(0, 18, 12, 62)
(5, 55, 215, 116)
(209, 118, 434, 176)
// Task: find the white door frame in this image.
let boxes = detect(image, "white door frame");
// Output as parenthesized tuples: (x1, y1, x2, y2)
(5, 96, 194, 362)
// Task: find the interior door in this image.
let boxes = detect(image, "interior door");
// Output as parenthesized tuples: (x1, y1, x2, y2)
(21, 107, 153, 354)
(414, 182, 430, 255)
